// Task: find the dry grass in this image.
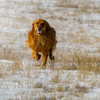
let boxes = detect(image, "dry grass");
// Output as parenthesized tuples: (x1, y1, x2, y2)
(66, 30, 97, 45)
(56, 0, 100, 11)
(57, 85, 64, 92)
(75, 85, 90, 93)
(56, 50, 100, 73)
(35, 83, 42, 88)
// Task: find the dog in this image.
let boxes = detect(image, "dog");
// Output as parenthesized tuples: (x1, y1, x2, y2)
(26, 19, 57, 69)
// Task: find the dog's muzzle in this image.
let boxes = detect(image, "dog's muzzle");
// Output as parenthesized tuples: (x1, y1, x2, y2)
(37, 30, 43, 34)
(37, 27, 44, 34)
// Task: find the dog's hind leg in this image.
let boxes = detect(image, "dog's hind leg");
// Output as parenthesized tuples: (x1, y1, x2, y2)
(49, 48, 54, 60)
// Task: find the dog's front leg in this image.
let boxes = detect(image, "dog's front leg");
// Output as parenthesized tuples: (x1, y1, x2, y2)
(41, 52, 48, 69)
(32, 52, 41, 61)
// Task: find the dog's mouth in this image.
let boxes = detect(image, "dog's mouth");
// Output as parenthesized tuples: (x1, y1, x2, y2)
(37, 30, 43, 34)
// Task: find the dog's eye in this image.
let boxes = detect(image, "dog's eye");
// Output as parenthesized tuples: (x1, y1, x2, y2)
(42, 23, 45, 26)
(36, 23, 38, 25)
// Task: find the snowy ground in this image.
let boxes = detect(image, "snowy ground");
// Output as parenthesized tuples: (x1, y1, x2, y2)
(0, 0, 100, 100)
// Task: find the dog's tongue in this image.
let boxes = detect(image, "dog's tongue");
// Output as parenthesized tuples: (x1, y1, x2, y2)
(38, 30, 42, 33)
(37, 30, 43, 34)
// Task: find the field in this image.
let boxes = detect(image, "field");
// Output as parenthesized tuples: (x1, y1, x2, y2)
(0, 0, 100, 99)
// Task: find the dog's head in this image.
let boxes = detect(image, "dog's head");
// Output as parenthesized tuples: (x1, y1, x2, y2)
(32, 19, 50, 35)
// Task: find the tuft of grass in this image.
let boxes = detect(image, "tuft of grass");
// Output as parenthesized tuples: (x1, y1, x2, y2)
(51, 71, 59, 83)
(35, 83, 42, 88)
(57, 85, 64, 92)
(75, 85, 90, 93)
(13, 62, 23, 71)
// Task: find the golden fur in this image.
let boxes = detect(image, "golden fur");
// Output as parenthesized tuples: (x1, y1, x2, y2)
(26, 19, 57, 69)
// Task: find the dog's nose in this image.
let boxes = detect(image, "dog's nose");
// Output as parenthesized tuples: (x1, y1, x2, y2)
(38, 27, 41, 30)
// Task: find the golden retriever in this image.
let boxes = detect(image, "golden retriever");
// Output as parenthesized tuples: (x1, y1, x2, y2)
(26, 19, 57, 69)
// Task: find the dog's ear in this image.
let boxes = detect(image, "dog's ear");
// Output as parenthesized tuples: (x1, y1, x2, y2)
(46, 21, 51, 31)
(32, 23, 35, 31)
(28, 23, 35, 37)
(31, 23, 35, 35)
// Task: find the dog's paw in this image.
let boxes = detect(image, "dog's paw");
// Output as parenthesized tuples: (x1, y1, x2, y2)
(41, 65, 46, 69)
(49, 56, 54, 60)
(32, 54, 35, 59)
(37, 54, 41, 60)
(32, 54, 41, 60)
